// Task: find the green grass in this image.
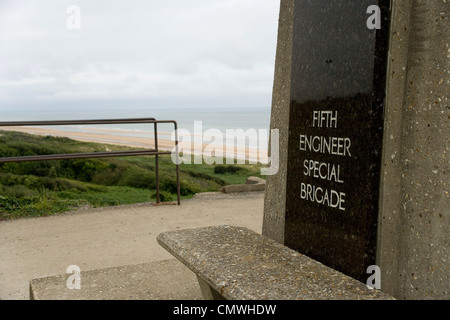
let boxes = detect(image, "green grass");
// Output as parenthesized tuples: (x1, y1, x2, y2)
(0, 130, 266, 220)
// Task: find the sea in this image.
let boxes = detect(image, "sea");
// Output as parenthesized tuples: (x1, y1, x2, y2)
(0, 106, 272, 161)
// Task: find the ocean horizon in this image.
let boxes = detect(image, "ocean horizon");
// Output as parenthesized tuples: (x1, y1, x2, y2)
(1, 105, 270, 130)
(0, 106, 272, 162)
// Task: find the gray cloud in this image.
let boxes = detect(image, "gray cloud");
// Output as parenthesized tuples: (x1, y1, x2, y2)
(0, 0, 279, 112)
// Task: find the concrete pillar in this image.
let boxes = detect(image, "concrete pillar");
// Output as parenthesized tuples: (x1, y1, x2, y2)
(377, 0, 449, 300)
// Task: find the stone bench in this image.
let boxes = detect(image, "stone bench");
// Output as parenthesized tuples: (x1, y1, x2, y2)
(29, 260, 203, 300)
(220, 176, 266, 194)
(157, 225, 394, 300)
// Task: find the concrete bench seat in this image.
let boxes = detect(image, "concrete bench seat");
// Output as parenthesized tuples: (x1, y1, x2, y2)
(157, 225, 394, 300)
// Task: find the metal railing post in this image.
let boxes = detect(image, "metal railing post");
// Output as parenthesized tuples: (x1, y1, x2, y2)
(154, 122, 160, 204)
(174, 121, 181, 205)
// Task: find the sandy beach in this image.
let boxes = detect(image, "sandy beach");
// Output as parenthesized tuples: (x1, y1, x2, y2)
(0, 126, 268, 163)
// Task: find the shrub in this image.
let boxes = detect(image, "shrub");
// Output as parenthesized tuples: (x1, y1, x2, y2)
(39, 177, 58, 191)
(187, 171, 226, 186)
(151, 191, 174, 202)
(214, 165, 244, 174)
(61, 159, 109, 182)
(161, 177, 201, 196)
(92, 167, 124, 186)
(0, 196, 23, 212)
(0, 185, 37, 198)
(54, 178, 83, 192)
(32, 197, 53, 212)
(117, 167, 156, 189)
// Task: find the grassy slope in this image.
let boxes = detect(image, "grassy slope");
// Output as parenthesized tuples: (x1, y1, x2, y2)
(0, 130, 265, 220)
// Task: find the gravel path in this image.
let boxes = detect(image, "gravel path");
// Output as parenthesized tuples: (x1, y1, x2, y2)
(0, 192, 264, 300)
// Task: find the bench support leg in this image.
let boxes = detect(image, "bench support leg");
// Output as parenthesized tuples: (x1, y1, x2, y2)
(196, 276, 225, 300)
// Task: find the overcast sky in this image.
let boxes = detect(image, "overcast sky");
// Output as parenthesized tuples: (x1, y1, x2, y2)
(0, 0, 279, 115)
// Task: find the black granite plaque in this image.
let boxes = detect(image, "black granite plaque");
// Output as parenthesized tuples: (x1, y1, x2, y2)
(285, 0, 391, 282)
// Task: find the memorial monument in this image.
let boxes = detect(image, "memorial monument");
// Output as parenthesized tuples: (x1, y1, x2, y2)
(263, 0, 448, 299)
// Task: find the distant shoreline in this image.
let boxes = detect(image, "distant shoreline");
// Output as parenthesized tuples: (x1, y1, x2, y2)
(0, 126, 268, 163)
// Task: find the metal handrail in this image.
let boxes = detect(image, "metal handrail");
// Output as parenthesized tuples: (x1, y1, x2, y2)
(0, 118, 181, 206)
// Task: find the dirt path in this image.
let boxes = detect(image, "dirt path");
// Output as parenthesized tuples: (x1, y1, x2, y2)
(0, 192, 264, 300)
